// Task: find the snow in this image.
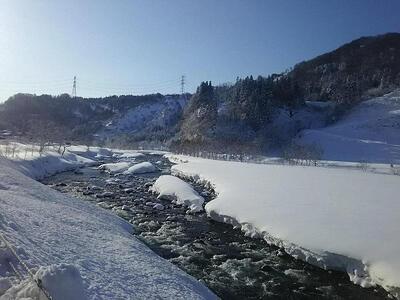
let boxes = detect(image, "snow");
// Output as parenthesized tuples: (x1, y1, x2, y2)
(67, 146, 168, 160)
(268, 104, 328, 141)
(2, 264, 87, 300)
(299, 90, 400, 164)
(123, 162, 157, 175)
(97, 162, 132, 174)
(0, 143, 95, 179)
(150, 175, 205, 212)
(67, 146, 113, 160)
(99, 97, 186, 138)
(153, 203, 165, 211)
(118, 152, 145, 159)
(0, 147, 216, 299)
(168, 154, 400, 296)
(305, 100, 335, 110)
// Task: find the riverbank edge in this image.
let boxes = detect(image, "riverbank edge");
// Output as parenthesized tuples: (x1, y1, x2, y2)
(167, 154, 400, 299)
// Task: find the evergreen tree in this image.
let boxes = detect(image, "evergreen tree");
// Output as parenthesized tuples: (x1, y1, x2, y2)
(180, 81, 217, 143)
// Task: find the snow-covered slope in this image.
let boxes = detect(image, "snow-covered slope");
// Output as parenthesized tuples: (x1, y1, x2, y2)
(298, 90, 400, 163)
(100, 96, 186, 137)
(168, 154, 400, 297)
(0, 147, 215, 299)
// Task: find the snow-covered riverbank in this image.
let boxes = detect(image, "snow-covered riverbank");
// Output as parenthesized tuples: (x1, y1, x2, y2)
(0, 146, 215, 299)
(168, 154, 400, 297)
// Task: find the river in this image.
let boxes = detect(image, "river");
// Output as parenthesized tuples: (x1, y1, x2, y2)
(41, 153, 390, 300)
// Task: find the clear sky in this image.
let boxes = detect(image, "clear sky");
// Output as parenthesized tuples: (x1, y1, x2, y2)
(0, 0, 399, 101)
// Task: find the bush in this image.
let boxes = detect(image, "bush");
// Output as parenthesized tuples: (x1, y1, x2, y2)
(357, 160, 369, 172)
(283, 142, 324, 166)
(391, 164, 400, 176)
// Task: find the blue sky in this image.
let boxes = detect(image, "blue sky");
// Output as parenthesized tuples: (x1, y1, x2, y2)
(0, 0, 399, 101)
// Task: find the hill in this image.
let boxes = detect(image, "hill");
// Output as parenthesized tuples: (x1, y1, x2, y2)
(1, 33, 400, 157)
(288, 32, 400, 104)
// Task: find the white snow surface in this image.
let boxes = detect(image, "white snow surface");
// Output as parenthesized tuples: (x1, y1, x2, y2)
(123, 162, 157, 174)
(97, 162, 132, 174)
(118, 152, 145, 159)
(299, 90, 400, 164)
(0, 143, 95, 180)
(2, 264, 86, 300)
(100, 97, 186, 137)
(0, 149, 216, 299)
(168, 154, 400, 296)
(150, 175, 205, 212)
(67, 146, 113, 160)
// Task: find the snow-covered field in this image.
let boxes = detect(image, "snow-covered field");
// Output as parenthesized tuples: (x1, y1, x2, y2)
(299, 90, 400, 164)
(0, 146, 215, 299)
(168, 154, 400, 297)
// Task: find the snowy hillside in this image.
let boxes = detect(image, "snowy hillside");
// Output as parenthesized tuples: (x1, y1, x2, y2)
(100, 96, 186, 138)
(0, 146, 215, 299)
(298, 90, 400, 163)
(168, 154, 400, 297)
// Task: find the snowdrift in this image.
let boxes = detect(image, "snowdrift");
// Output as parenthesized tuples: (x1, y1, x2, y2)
(168, 154, 400, 297)
(150, 175, 204, 212)
(123, 162, 157, 175)
(97, 162, 132, 174)
(2, 264, 87, 300)
(0, 148, 216, 299)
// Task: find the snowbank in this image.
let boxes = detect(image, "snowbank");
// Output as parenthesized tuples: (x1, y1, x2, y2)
(168, 154, 400, 297)
(123, 162, 157, 175)
(0, 143, 95, 179)
(97, 162, 132, 174)
(0, 149, 216, 299)
(150, 175, 204, 212)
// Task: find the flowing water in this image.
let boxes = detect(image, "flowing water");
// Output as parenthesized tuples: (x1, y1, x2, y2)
(41, 154, 391, 300)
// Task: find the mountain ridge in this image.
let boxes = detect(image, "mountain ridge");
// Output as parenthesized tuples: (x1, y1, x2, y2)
(1, 32, 399, 154)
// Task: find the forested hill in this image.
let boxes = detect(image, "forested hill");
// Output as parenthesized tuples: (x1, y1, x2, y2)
(287, 32, 400, 104)
(0, 93, 187, 147)
(175, 33, 400, 151)
(1, 33, 399, 153)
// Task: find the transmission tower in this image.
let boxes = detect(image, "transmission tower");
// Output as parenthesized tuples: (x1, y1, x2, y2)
(71, 76, 77, 98)
(180, 75, 185, 94)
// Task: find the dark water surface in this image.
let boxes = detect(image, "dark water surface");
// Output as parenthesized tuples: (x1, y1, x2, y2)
(41, 154, 391, 300)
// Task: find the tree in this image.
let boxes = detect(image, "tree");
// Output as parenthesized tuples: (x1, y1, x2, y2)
(179, 81, 217, 144)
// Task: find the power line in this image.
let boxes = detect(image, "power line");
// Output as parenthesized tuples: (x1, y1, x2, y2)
(0, 76, 188, 98)
(79, 81, 179, 91)
(0, 79, 71, 85)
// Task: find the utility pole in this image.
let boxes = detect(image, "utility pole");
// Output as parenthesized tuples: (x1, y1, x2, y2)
(180, 75, 185, 95)
(71, 76, 77, 98)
